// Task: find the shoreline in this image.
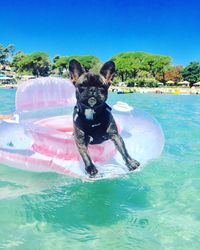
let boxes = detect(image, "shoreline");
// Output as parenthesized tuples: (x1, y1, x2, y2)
(0, 83, 199, 95)
(110, 86, 200, 95)
(0, 84, 18, 89)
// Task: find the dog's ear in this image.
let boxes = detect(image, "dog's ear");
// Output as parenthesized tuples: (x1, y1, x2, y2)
(100, 61, 115, 85)
(69, 59, 85, 84)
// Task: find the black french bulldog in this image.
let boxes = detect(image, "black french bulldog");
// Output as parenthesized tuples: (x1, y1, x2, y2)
(69, 59, 140, 177)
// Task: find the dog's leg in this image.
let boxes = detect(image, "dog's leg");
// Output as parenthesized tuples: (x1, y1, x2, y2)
(111, 133, 140, 170)
(74, 126, 98, 176)
(107, 116, 140, 171)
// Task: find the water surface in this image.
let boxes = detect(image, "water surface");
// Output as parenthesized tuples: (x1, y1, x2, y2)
(0, 89, 200, 250)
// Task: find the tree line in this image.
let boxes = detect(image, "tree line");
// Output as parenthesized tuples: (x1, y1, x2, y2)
(1, 43, 200, 87)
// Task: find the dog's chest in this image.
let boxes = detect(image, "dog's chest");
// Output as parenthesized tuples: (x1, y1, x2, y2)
(84, 109, 95, 120)
(73, 105, 112, 144)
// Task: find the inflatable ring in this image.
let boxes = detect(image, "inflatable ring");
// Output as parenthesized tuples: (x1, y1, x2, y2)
(0, 77, 165, 180)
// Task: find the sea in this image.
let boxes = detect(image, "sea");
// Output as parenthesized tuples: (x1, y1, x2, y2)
(0, 88, 200, 250)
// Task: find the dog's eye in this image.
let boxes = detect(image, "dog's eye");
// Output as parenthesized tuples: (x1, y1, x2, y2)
(98, 87, 106, 94)
(78, 87, 86, 93)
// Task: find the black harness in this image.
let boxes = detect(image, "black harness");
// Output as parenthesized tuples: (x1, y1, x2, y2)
(73, 102, 112, 144)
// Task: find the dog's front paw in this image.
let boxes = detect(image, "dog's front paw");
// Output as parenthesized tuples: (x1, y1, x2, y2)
(86, 164, 98, 177)
(126, 159, 140, 171)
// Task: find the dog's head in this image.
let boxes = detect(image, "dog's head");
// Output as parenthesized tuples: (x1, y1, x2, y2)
(69, 59, 115, 108)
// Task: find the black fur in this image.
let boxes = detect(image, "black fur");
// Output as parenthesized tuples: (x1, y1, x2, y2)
(69, 59, 140, 177)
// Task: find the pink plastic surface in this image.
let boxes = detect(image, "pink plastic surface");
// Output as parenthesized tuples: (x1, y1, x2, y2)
(16, 77, 75, 111)
(0, 77, 165, 180)
(29, 115, 117, 162)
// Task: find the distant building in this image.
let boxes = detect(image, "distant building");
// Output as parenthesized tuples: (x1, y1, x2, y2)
(166, 80, 175, 85)
(0, 71, 16, 84)
(193, 82, 200, 87)
(177, 81, 190, 87)
(19, 75, 36, 81)
(0, 65, 11, 71)
(117, 82, 126, 87)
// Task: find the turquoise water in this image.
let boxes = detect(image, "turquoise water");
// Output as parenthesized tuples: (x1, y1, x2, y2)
(0, 89, 200, 250)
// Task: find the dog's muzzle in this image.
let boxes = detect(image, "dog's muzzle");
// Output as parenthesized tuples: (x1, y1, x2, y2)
(88, 97, 97, 107)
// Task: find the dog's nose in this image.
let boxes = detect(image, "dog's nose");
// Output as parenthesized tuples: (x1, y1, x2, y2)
(88, 97, 97, 107)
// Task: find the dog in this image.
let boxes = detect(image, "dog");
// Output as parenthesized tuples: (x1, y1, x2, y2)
(69, 59, 140, 177)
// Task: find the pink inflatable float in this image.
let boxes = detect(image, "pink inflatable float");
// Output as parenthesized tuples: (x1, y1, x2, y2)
(0, 77, 165, 180)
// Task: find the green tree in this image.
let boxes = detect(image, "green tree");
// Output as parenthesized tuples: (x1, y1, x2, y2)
(53, 55, 60, 63)
(72, 55, 100, 71)
(145, 55, 171, 78)
(111, 52, 171, 82)
(11, 51, 51, 76)
(54, 56, 69, 74)
(111, 52, 144, 81)
(182, 62, 200, 85)
(164, 65, 183, 84)
(0, 43, 15, 65)
(7, 44, 15, 57)
(11, 51, 26, 72)
(53, 55, 101, 75)
(51, 55, 62, 74)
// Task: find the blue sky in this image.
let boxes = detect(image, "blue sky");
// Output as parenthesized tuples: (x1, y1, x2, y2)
(1, 0, 200, 65)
